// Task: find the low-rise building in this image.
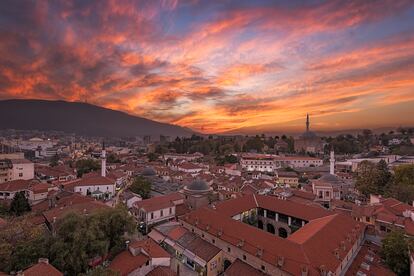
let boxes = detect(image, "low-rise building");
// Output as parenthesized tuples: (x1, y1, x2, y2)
(132, 192, 185, 232)
(109, 238, 170, 276)
(180, 194, 365, 276)
(19, 258, 62, 276)
(149, 222, 222, 276)
(240, 153, 322, 173)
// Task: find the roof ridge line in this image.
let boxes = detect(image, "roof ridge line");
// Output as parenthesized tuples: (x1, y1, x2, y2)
(253, 194, 259, 207)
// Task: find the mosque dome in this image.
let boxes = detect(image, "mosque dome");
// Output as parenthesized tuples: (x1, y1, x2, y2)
(301, 131, 318, 139)
(185, 179, 210, 192)
(142, 167, 156, 176)
(319, 173, 342, 184)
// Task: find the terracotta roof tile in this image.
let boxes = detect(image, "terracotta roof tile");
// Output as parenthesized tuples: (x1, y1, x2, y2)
(147, 267, 176, 276)
(23, 261, 62, 276)
(109, 251, 148, 276)
(224, 259, 266, 276)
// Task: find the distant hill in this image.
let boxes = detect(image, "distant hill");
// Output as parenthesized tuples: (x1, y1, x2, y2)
(0, 99, 194, 138)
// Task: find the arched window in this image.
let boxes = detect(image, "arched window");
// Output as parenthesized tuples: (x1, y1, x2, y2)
(266, 223, 275, 234)
(258, 220, 264, 229)
(278, 227, 288, 238)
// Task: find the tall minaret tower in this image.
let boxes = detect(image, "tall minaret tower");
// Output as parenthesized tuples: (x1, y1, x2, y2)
(101, 141, 106, 177)
(329, 149, 335, 175)
(306, 113, 310, 132)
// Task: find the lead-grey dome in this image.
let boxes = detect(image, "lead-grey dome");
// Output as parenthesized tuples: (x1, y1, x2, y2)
(186, 179, 209, 191)
(301, 131, 318, 139)
(319, 173, 342, 184)
(142, 167, 156, 176)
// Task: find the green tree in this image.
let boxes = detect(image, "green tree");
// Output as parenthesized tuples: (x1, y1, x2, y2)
(94, 206, 135, 256)
(388, 164, 414, 203)
(355, 161, 378, 197)
(244, 136, 264, 152)
(107, 154, 120, 163)
(375, 160, 392, 195)
(355, 160, 392, 197)
(50, 207, 135, 275)
(0, 217, 48, 273)
(381, 230, 411, 275)
(50, 213, 107, 275)
(130, 176, 152, 199)
(224, 155, 238, 164)
(76, 159, 100, 177)
(147, 152, 159, 162)
(50, 153, 59, 167)
(9, 191, 31, 216)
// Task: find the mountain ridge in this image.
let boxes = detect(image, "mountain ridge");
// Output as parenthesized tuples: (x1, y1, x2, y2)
(0, 99, 194, 138)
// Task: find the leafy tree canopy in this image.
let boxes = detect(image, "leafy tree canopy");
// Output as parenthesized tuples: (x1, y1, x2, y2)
(381, 230, 411, 276)
(76, 159, 100, 177)
(130, 176, 152, 199)
(9, 191, 31, 216)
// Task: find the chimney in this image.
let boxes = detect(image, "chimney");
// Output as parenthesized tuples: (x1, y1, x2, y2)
(319, 265, 327, 276)
(38, 258, 49, 264)
(277, 255, 285, 267)
(256, 247, 263, 257)
(334, 248, 340, 259)
(301, 265, 309, 276)
(237, 239, 245, 247)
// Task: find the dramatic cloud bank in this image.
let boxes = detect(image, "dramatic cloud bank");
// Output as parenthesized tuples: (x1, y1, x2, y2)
(1, 0, 413, 133)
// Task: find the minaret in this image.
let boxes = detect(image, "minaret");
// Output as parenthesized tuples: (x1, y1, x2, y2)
(306, 113, 310, 132)
(329, 149, 335, 175)
(101, 141, 106, 177)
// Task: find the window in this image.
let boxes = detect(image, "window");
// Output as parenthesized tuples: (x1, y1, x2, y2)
(380, 225, 386, 232)
(243, 255, 246, 261)
(210, 260, 217, 270)
(261, 265, 265, 271)
(202, 233, 204, 238)
(192, 228, 194, 232)
(19, 173, 23, 177)
(227, 247, 231, 253)
(160, 210, 163, 217)
(150, 212, 154, 219)
(169, 207, 172, 214)
(212, 239, 215, 244)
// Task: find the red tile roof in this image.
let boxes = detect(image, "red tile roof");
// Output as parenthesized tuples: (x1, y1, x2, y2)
(43, 200, 109, 223)
(224, 259, 266, 276)
(0, 179, 32, 192)
(109, 251, 149, 276)
(129, 238, 170, 258)
(147, 267, 176, 276)
(181, 194, 364, 275)
(23, 261, 63, 276)
(215, 194, 330, 221)
(345, 242, 395, 276)
(134, 193, 184, 212)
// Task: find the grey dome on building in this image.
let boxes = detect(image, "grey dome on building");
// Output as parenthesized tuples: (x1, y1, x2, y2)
(319, 173, 342, 184)
(142, 167, 156, 176)
(301, 130, 317, 139)
(185, 179, 210, 192)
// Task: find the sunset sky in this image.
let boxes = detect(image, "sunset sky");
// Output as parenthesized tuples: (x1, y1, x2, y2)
(1, 0, 414, 134)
